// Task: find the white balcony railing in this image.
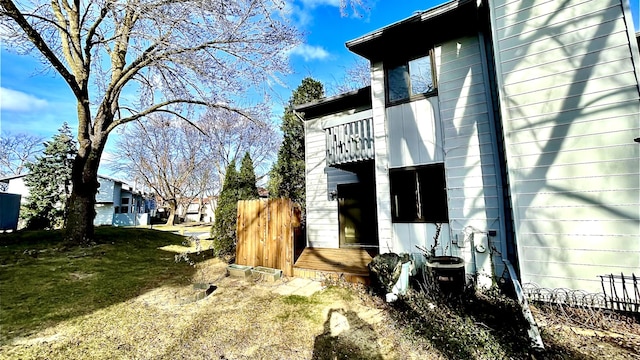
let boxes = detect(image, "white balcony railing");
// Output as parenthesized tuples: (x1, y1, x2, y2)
(325, 117, 374, 166)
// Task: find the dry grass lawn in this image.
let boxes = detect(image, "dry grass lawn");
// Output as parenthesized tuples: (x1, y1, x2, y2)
(2, 228, 638, 359)
(1, 257, 441, 359)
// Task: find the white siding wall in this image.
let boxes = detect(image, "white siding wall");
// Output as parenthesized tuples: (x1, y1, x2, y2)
(94, 180, 121, 225)
(489, 0, 640, 292)
(94, 204, 114, 226)
(371, 62, 394, 252)
(96, 177, 116, 203)
(305, 111, 368, 248)
(7, 177, 29, 204)
(381, 36, 506, 285)
(435, 35, 507, 287)
(392, 223, 451, 256)
(385, 98, 451, 258)
(387, 98, 443, 167)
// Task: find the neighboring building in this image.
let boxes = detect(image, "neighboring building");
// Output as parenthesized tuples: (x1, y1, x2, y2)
(0, 174, 153, 227)
(258, 187, 269, 198)
(177, 187, 266, 223)
(1, 174, 31, 203)
(178, 196, 217, 223)
(94, 175, 154, 227)
(298, 0, 639, 302)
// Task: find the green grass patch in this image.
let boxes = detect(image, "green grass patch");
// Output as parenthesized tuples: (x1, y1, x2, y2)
(276, 294, 322, 322)
(0, 227, 210, 342)
(281, 294, 317, 305)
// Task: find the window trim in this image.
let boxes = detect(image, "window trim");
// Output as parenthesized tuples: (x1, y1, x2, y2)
(389, 163, 449, 224)
(385, 50, 438, 106)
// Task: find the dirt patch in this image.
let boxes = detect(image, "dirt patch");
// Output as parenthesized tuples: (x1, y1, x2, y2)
(159, 238, 215, 255)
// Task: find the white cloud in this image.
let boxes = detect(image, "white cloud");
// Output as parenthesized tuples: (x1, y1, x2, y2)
(0, 87, 48, 112)
(289, 44, 330, 61)
(289, 0, 343, 27)
(301, 0, 341, 7)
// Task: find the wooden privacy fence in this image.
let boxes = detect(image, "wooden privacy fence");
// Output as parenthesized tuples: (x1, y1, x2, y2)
(235, 198, 301, 277)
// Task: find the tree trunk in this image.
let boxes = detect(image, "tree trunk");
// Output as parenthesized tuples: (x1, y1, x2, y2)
(64, 138, 102, 246)
(165, 200, 177, 226)
(65, 187, 97, 245)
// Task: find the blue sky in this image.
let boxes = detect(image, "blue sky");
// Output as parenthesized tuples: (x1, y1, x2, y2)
(1, 0, 639, 148)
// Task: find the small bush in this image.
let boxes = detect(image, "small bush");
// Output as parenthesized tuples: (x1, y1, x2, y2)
(368, 253, 410, 295)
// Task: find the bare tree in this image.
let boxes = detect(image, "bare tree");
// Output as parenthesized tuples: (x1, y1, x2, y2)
(328, 57, 371, 96)
(0, 0, 299, 244)
(112, 115, 210, 225)
(339, 0, 371, 18)
(198, 106, 280, 187)
(110, 105, 279, 224)
(0, 132, 45, 177)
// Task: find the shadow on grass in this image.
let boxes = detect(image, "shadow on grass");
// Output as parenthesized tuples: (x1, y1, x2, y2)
(312, 308, 383, 360)
(0, 227, 213, 342)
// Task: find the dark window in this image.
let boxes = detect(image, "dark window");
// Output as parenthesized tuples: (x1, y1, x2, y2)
(119, 197, 131, 214)
(387, 64, 410, 103)
(390, 163, 448, 223)
(387, 54, 436, 104)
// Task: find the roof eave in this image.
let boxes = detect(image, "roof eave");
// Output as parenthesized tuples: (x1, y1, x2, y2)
(293, 86, 372, 119)
(346, 0, 478, 60)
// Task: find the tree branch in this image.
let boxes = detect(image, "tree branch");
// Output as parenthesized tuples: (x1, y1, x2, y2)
(0, 0, 81, 98)
(107, 99, 256, 134)
(84, 4, 109, 72)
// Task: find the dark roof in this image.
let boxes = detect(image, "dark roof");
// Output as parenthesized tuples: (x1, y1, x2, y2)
(294, 86, 372, 119)
(0, 173, 129, 184)
(346, 0, 480, 62)
(0, 173, 28, 182)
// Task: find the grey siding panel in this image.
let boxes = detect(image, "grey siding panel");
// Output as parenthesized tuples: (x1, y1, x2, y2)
(436, 35, 507, 287)
(392, 223, 452, 258)
(488, 0, 640, 293)
(94, 204, 114, 226)
(438, 79, 486, 97)
(495, 1, 621, 40)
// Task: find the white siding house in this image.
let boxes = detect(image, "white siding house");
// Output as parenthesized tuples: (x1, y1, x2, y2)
(487, 0, 640, 293)
(178, 197, 216, 223)
(302, 88, 372, 249)
(97, 176, 152, 227)
(298, 0, 639, 303)
(2, 175, 30, 204)
(1, 174, 152, 227)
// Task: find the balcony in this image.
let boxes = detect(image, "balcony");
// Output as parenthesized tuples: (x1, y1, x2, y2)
(325, 117, 375, 166)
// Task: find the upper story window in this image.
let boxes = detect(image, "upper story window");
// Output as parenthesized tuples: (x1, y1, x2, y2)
(387, 53, 436, 104)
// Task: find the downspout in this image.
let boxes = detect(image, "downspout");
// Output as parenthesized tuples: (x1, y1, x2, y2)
(478, 17, 517, 274)
(504, 259, 545, 351)
(477, 1, 519, 277)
